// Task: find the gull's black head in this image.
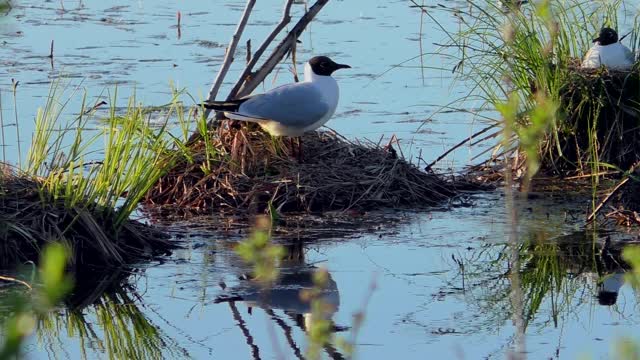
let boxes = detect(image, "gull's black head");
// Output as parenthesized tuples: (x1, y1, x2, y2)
(308, 56, 351, 76)
(594, 27, 619, 46)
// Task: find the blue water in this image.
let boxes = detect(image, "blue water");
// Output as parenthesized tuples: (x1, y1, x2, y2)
(26, 191, 640, 359)
(0, 0, 492, 169)
(2, 1, 640, 359)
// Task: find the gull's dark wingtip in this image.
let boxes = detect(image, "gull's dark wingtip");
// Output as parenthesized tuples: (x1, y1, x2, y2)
(202, 99, 249, 111)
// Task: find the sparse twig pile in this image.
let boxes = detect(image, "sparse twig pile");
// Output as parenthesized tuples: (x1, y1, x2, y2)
(600, 169, 640, 226)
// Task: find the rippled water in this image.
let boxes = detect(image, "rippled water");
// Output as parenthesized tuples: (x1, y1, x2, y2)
(2, 1, 640, 359)
(0, 0, 492, 168)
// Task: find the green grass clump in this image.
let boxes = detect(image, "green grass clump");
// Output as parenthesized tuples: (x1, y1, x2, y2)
(26, 86, 174, 229)
(434, 0, 640, 177)
(0, 83, 179, 266)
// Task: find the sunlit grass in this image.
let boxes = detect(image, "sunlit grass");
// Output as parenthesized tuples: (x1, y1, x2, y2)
(0, 81, 187, 265)
(26, 83, 178, 230)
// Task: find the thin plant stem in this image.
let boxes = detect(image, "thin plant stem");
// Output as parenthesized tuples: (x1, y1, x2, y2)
(419, 0, 426, 86)
(204, 0, 257, 118)
(0, 89, 5, 163)
(12, 82, 21, 167)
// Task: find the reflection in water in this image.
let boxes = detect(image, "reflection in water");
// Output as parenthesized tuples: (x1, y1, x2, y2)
(597, 272, 625, 306)
(6, 195, 640, 358)
(455, 230, 636, 334)
(555, 233, 633, 308)
(215, 242, 345, 360)
(32, 266, 186, 359)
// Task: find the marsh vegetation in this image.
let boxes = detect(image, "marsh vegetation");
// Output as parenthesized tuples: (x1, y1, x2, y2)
(3, 0, 640, 359)
(430, 0, 640, 180)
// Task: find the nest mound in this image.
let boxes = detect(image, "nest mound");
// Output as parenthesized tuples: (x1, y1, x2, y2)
(146, 126, 457, 213)
(0, 168, 172, 267)
(548, 63, 640, 174)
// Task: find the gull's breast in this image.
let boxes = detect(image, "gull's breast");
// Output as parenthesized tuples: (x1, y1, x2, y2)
(582, 43, 634, 70)
(304, 77, 340, 132)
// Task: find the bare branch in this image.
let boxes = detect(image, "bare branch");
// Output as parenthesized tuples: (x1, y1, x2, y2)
(425, 124, 499, 171)
(204, 0, 257, 118)
(234, 0, 330, 99)
(226, 0, 296, 101)
(191, 0, 331, 142)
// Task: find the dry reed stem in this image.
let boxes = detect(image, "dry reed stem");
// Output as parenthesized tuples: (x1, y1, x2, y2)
(0, 275, 32, 289)
(227, 0, 296, 101)
(204, 0, 257, 118)
(234, 0, 330, 99)
(587, 164, 638, 223)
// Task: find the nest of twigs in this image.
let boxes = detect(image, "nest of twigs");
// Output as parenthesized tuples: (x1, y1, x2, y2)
(0, 168, 172, 267)
(548, 62, 640, 174)
(145, 125, 458, 213)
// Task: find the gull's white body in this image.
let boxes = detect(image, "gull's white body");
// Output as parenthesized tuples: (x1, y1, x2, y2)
(224, 63, 340, 137)
(581, 42, 634, 70)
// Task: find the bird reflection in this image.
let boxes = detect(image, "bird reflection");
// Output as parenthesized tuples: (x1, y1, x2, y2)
(597, 271, 625, 306)
(218, 267, 339, 317)
(593, 236, 630, 306)
(215, 241, 345, 360)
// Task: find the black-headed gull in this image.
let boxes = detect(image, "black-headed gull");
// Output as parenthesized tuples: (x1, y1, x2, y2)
(582, 27, 635, 70)
(204, 56, 351, 137)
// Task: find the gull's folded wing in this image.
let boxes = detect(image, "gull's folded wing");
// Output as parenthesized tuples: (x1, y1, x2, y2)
(238, 82, 330, 127)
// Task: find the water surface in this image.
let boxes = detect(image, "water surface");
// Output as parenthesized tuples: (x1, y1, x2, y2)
(1, 1, 640, 359)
